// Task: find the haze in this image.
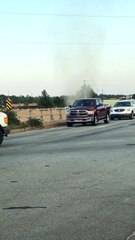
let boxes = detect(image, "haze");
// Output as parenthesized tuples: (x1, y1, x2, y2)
(0, 0, 135, 96)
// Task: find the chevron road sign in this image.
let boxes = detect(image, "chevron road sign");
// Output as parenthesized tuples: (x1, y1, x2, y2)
(6, 97, 12, 110)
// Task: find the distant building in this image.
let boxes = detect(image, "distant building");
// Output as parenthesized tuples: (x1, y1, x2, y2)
(12, 103, 38, 109)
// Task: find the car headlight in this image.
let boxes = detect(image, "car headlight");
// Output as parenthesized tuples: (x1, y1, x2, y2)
(87, 110, 95, 115)
(4, 117, 8, 124)
(66, 111, 70, 116)
(127, 108, 131, 112)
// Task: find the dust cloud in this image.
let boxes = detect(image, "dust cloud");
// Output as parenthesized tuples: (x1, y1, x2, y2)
(52, 44, 103, 106)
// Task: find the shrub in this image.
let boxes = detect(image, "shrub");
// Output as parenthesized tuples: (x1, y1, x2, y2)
(6, 110, 20, 126)
(27, 117, 43, 128)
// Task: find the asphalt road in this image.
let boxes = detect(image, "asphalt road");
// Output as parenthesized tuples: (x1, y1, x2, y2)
(1, 120, 135, 240)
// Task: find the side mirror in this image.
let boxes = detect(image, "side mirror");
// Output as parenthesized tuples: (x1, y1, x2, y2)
(97, 103, 102, 107)
(69, 105, 72, 108)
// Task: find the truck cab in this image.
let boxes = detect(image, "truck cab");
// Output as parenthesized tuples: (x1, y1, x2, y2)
(0, 111, 10, 145)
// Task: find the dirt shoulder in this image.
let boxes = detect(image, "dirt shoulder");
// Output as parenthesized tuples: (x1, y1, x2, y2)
(10, 120, 66, 134)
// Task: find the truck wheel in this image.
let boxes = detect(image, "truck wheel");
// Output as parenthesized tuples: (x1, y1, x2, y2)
(0, 130, 3, 145)
(129, 111, 133, 120)
(104, 113, 110, 124)
(92, 115, 98, 126)
(67, 122, 73, 127)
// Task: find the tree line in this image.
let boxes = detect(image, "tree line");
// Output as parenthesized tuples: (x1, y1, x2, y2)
(0, 85, 135, 109)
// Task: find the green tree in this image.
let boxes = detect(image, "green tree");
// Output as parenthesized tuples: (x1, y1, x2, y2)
(132, 94, 135, 99)
(38, 90, 53, 108)
(52, 96, 66, 107)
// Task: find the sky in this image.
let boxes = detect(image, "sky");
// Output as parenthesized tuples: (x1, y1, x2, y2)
(1, 0, 135, 97)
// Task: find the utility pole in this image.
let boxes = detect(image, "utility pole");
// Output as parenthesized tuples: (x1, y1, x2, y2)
(102, 89, 103, 94)
(102, 89, 104, 101)
(84, 80, 86, 98)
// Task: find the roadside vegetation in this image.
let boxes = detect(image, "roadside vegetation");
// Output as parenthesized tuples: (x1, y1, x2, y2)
(7, 110, 21, 129)
(4, 110, 43, 130)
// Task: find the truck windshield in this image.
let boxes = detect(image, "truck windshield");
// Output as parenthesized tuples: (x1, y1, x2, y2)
(114, 101, 131, 107)
(73, 99, 95, 107)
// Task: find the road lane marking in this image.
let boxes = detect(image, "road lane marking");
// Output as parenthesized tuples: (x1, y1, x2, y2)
(127, 231, 135, 240)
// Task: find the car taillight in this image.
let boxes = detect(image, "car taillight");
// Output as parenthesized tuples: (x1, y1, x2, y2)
(4, 117, 8, 124)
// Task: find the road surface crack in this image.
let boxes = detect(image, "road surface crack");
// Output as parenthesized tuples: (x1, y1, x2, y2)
(3, 206, 47, 210)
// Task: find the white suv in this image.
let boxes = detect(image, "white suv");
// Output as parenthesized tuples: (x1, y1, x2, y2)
(110, 99, 135, 120)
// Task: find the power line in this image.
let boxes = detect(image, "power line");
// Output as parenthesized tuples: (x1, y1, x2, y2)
(1, 40, 135, 45)
(0, 12, 135, 18)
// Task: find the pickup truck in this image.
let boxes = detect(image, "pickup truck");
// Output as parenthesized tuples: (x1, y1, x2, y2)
(66, 98, 111, 127)
(0, 111, 10, 145)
